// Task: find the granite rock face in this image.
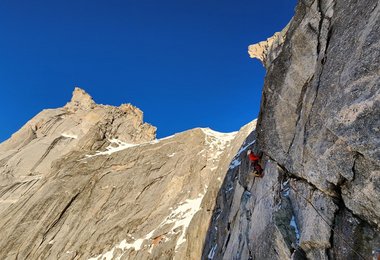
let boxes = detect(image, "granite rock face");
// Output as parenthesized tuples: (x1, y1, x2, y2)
(203, 0, 380, 259)
(1, 0, 379, 258)
(0, 88, 256, 259)
(248, 22, 290, 69)
(0, 88, 157, 212)
(256, 0, 380, 222)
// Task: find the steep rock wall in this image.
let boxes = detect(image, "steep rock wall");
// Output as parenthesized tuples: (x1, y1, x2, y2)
(204, 0, 379, 259)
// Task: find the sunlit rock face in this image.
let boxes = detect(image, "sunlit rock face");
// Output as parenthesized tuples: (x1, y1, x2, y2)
(0, 87, 255, 259)
(203, 0, 380, 259)
(248, 22, 289, 69)
(1, 0, 379, 259)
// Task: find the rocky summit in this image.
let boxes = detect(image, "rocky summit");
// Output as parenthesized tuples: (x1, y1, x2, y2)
(1, 0, 379, 259)
(0, 87, 256, 259)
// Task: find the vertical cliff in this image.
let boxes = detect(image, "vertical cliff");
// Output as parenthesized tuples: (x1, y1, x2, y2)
(203, 0, 379, 259)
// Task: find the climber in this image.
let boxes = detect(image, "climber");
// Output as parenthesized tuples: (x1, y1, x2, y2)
(247, 149, 263, 177)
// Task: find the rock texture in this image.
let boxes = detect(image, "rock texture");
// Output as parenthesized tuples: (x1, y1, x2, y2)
(204, 0, 380, 259)
(1, 0, 379, 259)
(0, 88, 256, 259)
(248, 22, 290, 69)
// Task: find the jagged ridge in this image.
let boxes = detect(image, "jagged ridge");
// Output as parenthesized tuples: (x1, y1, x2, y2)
(0, 88, 256, 259)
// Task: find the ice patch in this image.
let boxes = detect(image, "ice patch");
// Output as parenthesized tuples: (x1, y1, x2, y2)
(229, 158, 241, 169)
(225, 186, 233, 193)
(281, 179, 290, 197)
(282, 179, 290, 187)
(236, 140, 256, 157)
(227, 140, 255, 171)
(290, 215, 300, 243)
(208, 244, 217, 259)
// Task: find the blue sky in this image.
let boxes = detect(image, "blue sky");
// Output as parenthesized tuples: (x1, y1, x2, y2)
(0, 0, 296, 141)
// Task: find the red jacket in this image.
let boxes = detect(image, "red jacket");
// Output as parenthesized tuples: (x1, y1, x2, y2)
(248, 153, 260, 162)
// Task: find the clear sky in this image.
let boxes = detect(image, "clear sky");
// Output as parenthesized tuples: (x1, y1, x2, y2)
(0, 0, 296, 141)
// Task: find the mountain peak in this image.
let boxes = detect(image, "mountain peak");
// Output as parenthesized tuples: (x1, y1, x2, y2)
(65, 87, 95, 111)
(248, 22, 290, 68)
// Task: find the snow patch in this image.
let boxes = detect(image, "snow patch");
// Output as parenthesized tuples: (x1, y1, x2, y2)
(88, 195, 204, 259)
(157, 134, 175, 141)
(148, 135, 175, 145)
(88, 238, 145, 260)
(201, 128, 237, 168)
(168, 152, 176, 157)
(140, 195, 205, 251)
(86, 139, 138, 158)
(120, 238, 145, 251)
(61, 133, 78, 139)
(158, 194, 204, 250)
(201, 128, 237, 141)
(85, 134, 176, 159)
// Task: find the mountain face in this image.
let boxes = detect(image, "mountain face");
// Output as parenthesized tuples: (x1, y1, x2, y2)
(0, 87, 156, 189)
(1, 0, 379, 259)
(203, 0, 380, 259)
(0, 88, 256, 259)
